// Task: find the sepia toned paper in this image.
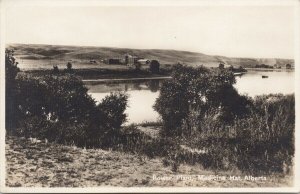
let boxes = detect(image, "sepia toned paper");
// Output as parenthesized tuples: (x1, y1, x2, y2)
(0, 0, 299, 193)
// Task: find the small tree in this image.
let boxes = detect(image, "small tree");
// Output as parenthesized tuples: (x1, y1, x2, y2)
(87, 92, 128, 147)
(97, 92, 128, 131)
(66, 62, 73, 73)
(150, 60, 160, 74)
(154, 64, 251, 137)
(219, 63, 225, 69)
(52, 65, 59, 74)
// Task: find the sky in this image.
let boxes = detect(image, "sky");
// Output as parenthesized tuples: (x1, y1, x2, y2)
(5, 4, 296, 59)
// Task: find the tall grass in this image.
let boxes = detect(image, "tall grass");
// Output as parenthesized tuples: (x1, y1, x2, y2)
(180, 94, 295, 174)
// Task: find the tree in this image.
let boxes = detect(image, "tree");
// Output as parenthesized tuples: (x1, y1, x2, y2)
(99, 93, 128, 128)
(5, 49, 20, 130)
(52, 65, 59, 74)
(150, 60, 160, 74)
(14, 72, 129, 147)
(66, 62, 73, 73)
(154, 64, 251, 137)
(218, 63, 224, 69)
(15, 74, 96, 123)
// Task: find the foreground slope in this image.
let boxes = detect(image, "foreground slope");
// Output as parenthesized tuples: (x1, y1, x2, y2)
(6, 136, 292, 187)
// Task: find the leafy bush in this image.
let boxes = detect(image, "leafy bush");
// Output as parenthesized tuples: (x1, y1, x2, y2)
(150, 60, 160, 74)
(13, 84, 128, 148)
(182, 94, 295, 174)
(15, 74, 96, 123)
(154, 64, 294, 174)
(6, 50, 128, 148)
(5, 49, 20, 130)
(232, 94, 295, 174)
(98, 92, 128, 131)
(65, 62, 73, 74)
(154, 64, 251, 137)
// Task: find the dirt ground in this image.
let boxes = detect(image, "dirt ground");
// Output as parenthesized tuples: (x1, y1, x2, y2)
(5, 135, 293, 187)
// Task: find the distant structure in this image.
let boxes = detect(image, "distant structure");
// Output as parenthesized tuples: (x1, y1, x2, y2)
(137, 59, 150, 65)
(105, 58, 122, 65)
(286, 64, 292, 69)
(273, 64, 281, 69)
(125, 54, 139, 65)
(105, 53, 153, 67)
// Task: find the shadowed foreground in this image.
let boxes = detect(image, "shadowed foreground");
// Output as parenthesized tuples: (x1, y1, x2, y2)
(6, 136, 293, 187)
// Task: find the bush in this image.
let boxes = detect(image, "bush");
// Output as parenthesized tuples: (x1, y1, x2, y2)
(98, 92, 128, 131)
(6, 52, 129, 148)
(52, 65, 59, 74)
(150, 60, 160, 74)
(154, 64, 251, 137)
(15, 74, 96, 124)
(233, 94, 295, 173)
(154, 64, 294, 174)
(5, 49, 20, 130)
(65, 62, 73, 73)
(183, 94, 295, 174)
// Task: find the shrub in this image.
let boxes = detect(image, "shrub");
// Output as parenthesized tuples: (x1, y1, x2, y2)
(5, 49, 20, 130)
(185, 94, 295, 174)
(154, 64, 251, 137)
(232, 94, 295, 174)
(150, 60, 160, 74)
(154, 64, 294, 174)
(98, 92, 128, 131)
(65, 62, 73, 73)
(15, 74, 96, 124)
(52, 65, 59, 74)
(7, 55, 128, 148)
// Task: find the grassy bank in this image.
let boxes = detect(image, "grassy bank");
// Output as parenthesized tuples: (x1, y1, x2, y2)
(6, 135, 293, 187)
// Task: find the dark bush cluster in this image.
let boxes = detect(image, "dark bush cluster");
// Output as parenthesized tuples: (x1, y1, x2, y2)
(154, 64, 251, 137)
(5, 49, 20, 129)
(5, 49, 128, 148)
(154, 64, 295, 174)
(149, 60, 160, 74)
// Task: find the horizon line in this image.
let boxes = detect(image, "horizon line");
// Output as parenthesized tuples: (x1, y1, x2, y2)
(6, 42, 295, 60)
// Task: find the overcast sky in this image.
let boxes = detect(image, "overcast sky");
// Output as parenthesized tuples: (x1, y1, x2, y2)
(5, 4, 296, 58)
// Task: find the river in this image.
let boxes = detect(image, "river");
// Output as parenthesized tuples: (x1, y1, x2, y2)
(85, 70, 295, 124)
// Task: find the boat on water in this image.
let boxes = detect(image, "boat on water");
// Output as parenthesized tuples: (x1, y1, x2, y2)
(262, 75, 269, 78)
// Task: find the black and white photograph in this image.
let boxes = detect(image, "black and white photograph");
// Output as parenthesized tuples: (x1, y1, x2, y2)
(0, 0, 299, 192)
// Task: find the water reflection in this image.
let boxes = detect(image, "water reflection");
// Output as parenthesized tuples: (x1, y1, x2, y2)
(85, 79, 164, 93)
(85, 79, 166, 124)
(234, 70, 294, 97)
(86, 70, 294, 123)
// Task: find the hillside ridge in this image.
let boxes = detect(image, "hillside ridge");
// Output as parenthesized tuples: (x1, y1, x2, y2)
(7, 43, 294, 68)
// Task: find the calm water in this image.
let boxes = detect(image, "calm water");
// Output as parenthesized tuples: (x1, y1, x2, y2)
(85, 70, 295, 124)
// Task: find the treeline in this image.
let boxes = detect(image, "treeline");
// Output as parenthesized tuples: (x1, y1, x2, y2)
(23, 64, 171, 80)
(255, 64, 274, 69)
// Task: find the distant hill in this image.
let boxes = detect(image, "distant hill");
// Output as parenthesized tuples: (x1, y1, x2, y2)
(7, 43, 294, 69)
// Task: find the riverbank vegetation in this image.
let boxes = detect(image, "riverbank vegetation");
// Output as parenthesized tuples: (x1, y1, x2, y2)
(23, 66, 172, 80)
(153, 64, 294, 174)
(5, 49, 294, 186)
